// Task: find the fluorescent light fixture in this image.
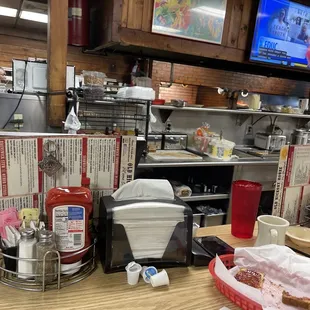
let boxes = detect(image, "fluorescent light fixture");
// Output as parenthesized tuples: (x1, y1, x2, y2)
(20, 10, 48, 23)
(191, 6, 225, 18)
(0, 6, 17, 17)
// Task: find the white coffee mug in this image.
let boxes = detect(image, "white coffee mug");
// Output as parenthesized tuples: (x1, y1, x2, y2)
(255, 215, 289, 247)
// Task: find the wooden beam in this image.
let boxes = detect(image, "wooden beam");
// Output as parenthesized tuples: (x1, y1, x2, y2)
(47, 0, 68, 127)
(119, 28, 245, 63)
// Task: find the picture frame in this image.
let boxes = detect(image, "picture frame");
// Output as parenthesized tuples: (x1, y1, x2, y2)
(151, 0, 227, 45)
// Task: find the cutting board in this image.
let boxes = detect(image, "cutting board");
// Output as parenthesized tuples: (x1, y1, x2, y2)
(147, 150, 203, 162)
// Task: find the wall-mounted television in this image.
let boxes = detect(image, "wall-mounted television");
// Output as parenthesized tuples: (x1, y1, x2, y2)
(250, 0, 310, 70)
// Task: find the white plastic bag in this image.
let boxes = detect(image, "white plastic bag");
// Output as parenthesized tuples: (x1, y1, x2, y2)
(64, 107, 81, 134)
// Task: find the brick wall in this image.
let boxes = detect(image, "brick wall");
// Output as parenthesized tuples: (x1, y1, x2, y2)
(152, 61, 310, 107)
(159, 84, 198, 105)
(0, 33, 134, 82)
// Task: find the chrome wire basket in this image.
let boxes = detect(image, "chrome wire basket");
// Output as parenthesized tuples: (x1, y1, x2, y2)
(0, 240, 97, 292)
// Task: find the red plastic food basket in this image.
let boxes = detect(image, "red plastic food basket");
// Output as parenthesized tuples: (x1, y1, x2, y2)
(208, 254, 262, 310)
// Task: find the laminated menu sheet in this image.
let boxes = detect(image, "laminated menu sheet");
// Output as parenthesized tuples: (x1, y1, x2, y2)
(0, 194, 44, 213)
(0, 138, 40, 197)
(0, 134, 136, 210)
(86, 137, 120, 190)
(119, 136, 137, 187)
(272, 145, 310, 224)
(0, 190, 110, 216)
(43, 136, 121, 192)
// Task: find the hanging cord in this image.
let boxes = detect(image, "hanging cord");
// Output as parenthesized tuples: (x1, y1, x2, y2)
(251, 114, 273, 126)
(2, 61, 28, 129)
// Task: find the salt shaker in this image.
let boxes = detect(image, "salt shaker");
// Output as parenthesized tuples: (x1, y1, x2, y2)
(17, 228, 37, 279)
(36, 230, 57, 284)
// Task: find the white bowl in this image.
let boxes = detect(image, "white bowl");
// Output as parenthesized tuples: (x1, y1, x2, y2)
(286, 226, 310, 248)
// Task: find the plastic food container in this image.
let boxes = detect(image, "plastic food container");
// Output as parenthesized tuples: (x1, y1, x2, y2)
(83, 71, 106, 86)
(83, 86, 105, 100)
(208, 138, 235, 161)
(152, 99, 165, 105)
(209, 254, 262, 310)
(117, 86, 155, 100)
(203, 213, 226, 227)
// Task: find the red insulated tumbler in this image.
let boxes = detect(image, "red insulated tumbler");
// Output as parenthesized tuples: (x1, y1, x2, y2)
(231, 180, 262, 239)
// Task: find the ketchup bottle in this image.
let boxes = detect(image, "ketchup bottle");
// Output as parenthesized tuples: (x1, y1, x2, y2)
(45, 185, 92, 271)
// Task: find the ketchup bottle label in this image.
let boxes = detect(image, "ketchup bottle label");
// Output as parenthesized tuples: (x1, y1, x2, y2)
(53, 205, 85, 252)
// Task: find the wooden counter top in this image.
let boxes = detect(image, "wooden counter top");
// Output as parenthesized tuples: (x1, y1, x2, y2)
(0, 225, 257, 310)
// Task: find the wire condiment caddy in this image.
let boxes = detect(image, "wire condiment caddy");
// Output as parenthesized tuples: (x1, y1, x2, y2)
(0, 240, 97, 292)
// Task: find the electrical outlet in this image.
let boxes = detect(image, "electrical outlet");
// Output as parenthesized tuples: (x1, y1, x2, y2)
(14, 113, 24, 128)
(245, 125, 253, 136)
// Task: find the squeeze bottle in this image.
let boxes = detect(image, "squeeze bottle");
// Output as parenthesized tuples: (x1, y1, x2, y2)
(45, 186, 92, 271)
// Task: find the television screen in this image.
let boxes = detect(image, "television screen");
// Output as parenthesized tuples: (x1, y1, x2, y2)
(250, 0, 310, 70)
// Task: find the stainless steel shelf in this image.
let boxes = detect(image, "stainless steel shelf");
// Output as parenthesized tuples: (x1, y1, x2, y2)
(152, 105, 310, 119)
(138, 157, 279, 168)
(182, 193, 230, 202)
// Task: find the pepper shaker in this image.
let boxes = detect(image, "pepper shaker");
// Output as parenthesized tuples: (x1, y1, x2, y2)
(36, 230, 57, 284)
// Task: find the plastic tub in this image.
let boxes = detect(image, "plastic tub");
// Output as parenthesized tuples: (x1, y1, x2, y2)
(193, 211, 203, 227)
(202, 213, 226, 227)
(83, 71, 106, 86)
(83, 86, 105, 100)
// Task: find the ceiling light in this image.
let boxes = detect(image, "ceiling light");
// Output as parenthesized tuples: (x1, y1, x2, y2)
(0, 6, 17, 17)
(20, 10, 48, 23)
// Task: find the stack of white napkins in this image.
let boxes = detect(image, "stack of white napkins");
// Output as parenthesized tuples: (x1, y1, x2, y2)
(112, 180, 185, 259)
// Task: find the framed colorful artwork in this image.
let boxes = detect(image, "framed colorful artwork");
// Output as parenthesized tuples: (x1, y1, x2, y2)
(151, 0, 227, 45)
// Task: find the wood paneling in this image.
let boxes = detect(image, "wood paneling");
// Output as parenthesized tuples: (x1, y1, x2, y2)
(120, 0, 255, 52)
(237, 0, 253, 50)
(227, 0, 244, 48)
(141, 0, 153, 32)
(47, 0, 68, 127)
(115, 0, 257, 65)
(121, 0, 129, 27)
(127, 0, 144, 30)
(221, 0, 234, 46)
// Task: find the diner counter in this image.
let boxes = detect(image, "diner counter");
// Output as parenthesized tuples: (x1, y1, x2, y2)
(0, 225, 257, 310)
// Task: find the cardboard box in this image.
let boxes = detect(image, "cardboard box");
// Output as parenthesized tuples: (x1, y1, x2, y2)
(273, 145, 310, 223)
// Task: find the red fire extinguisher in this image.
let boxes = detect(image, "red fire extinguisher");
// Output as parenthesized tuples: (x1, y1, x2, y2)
(68, 0, 89, 47)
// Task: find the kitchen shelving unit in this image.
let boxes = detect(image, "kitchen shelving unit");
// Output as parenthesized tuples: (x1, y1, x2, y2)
(152, 105, 310, 119)
(76, 97, 151, 140)
(152, 105, 310, 127)
(181, 193, 230, 202)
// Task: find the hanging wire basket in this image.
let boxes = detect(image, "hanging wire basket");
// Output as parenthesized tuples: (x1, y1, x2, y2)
(0, 240, 97, 292)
